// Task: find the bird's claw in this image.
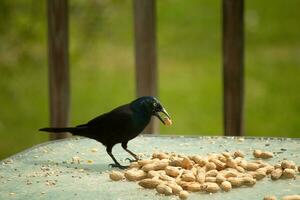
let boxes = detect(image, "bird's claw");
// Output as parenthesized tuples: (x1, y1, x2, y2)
(109, 163, 128, 169)
(125, 157, 140, 163)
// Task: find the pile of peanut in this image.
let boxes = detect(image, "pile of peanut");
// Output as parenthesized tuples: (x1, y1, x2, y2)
(109, 150, 299, 200)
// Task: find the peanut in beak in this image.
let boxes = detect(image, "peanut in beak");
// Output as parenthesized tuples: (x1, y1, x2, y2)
(163, 117, 172, 126)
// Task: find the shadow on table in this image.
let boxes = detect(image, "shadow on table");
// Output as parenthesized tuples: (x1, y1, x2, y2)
(26, 159, 115, 173)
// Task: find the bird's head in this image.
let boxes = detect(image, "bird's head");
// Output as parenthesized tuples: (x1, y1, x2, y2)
(130, 96, 172, 125)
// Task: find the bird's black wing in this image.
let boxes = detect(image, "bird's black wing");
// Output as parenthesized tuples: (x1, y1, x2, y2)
(80, 104, 135, 145)
(86, 104, 132, 126)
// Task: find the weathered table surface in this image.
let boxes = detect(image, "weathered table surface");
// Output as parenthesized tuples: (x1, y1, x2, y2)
(0, 135, 299, 200)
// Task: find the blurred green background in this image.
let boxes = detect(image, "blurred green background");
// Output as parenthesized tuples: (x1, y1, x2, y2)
(0, 0, 300, 159)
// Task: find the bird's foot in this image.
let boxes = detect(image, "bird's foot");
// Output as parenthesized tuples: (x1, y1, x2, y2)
(109, 163, 128, 169)
(125, 157, 139, 163)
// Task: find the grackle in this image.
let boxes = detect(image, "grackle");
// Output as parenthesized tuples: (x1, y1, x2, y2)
(39, 96, 171, 169)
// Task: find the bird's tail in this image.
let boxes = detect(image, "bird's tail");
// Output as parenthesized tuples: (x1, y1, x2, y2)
(39, 127, 85, 133)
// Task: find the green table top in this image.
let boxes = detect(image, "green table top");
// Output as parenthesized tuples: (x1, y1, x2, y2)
(0, 135, 299, 200)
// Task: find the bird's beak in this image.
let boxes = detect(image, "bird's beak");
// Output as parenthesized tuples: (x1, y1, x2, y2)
(154, 108, 172, 125)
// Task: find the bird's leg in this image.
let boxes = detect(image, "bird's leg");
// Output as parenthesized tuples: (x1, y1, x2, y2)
(122, 142, 139, 162)
(106, 146, 128, 169)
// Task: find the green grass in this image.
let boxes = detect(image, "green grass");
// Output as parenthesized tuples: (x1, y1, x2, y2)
(0, 0, 300, 159)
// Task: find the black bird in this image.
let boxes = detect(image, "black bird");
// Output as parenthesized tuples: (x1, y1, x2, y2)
(39, 96, 171, 168)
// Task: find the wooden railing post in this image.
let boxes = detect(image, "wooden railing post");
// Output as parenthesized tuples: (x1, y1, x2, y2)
(133, 0, 158, 134)
(47, 0, 71, 139)
(222, 0, 244, 136)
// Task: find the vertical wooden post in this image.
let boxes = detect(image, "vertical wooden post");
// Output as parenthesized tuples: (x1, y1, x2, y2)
(47, 0, 71, 139)
(222, 0, 244, 136)
(133, 0, 158, 134)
